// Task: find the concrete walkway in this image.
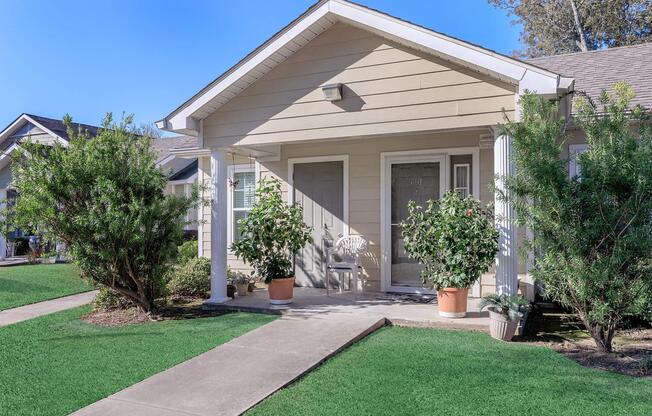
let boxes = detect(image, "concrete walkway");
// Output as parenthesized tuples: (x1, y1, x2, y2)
(73, 288, 490, 416)
(0, 290, 98, 327)
(74, 310, 385, 416)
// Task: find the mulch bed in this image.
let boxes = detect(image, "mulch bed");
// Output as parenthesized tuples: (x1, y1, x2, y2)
(82, 296, 229, 327)
(521, 309, 652, 378)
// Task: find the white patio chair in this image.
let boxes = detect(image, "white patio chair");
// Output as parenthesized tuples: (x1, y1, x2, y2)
(325, 235, 369, 298)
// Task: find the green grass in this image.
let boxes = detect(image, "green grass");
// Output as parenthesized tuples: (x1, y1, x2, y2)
(0, 306, 275, 415)
(0, 263, 95, 310)
(249, 326, 652, 416)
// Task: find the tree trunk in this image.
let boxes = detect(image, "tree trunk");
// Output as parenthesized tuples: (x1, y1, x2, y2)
(569, 0, 589, 52)
(580, 315, 616, 353)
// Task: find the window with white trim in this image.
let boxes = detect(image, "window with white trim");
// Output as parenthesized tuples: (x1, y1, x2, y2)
(228, 165, 256, 244)
(569, 144, 588, 178)
(453, 163, 470, 198)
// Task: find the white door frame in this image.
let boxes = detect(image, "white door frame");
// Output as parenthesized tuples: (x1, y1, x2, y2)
(287, 155, 350, 236)
(380, 147, 480, 293)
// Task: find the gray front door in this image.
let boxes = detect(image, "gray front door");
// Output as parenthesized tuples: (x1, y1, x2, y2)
(292, 161, 344, 287)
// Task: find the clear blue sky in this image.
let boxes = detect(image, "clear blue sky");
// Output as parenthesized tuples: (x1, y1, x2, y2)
(0, 0, 521, 132)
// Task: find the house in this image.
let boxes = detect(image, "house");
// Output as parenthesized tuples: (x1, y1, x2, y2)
(0, 114, 200, 258)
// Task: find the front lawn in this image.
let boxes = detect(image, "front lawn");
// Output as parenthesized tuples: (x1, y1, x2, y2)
(0, 306, 275, 415)
(0, 263, 95, 310)
(249, 326, 652, 416)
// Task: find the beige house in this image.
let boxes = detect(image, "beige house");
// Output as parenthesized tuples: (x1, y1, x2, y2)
(156, 0, 647, 304)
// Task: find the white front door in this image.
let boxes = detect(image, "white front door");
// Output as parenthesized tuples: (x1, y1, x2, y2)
(381, 153, 446, 293)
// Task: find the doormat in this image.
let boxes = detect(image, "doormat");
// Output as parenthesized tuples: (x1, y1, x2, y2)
(376, 293, 437, 304)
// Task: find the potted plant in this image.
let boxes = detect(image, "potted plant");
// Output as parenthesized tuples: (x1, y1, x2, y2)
(233, 272, 250, 296)
(247, 277, 258, 293)
(226, 268, 237, 299)
(480, 293, 531, 341)
(231, 179, 311, 304)
(401, 191, 499, 318)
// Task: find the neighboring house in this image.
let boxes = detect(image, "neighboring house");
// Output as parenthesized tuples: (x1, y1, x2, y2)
(157, 0, 652, 303)
(0, 114, 200, 258)
(152, 135, 201, 237)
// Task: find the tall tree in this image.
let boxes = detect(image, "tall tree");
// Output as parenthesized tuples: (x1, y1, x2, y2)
(502, 83, 652, 352)
(8, 114, 198, 312)
(489, 0, 652, 57)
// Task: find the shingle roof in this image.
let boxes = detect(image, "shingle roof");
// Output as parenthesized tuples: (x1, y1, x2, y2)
(528, 43, 652, 112)
(169, 159, 198, 181)
(150, 135, 198, 163)
(25, 114, 101, 141)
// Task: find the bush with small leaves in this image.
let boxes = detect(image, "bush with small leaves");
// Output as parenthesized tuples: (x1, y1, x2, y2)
(167, 257, 211, 298)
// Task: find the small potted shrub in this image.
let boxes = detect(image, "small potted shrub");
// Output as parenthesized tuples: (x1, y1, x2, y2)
(226, 268, 237, 299)
(233, 272, 250, 297)
(402, 191, 499, 318)
(232, 179, 311, 304)
(480, 293, 530, 341)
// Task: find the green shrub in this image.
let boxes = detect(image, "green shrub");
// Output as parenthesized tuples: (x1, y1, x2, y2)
(94, 286, 132, 311)
(401, 191, 499, 290)
(167, 257, 211, 298)
(177, 240, 198, 265)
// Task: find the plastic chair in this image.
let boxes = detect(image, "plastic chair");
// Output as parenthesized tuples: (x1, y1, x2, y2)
(325, 235, 369, 298)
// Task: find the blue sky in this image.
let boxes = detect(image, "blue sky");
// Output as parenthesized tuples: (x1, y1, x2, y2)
(0, 0, 521, 132)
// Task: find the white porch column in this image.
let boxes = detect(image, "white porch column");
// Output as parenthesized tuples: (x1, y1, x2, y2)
(206, 150, 230, 304)
(0, 188, 6, 260)
(494, 132, 518, 295)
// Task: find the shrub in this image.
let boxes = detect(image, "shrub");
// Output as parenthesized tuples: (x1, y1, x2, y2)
(231, 178, 311, 283)
(503, 83, 652, 352)
(167, 257, 211, 298)
(94, 286, 132, 311)
(8, 114, 199, 311)
(401, 191, 499, 290)
(177, 240, 198, 265)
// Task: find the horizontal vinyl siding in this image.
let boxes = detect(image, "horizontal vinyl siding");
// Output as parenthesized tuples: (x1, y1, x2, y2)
(204, 23, 516, 147)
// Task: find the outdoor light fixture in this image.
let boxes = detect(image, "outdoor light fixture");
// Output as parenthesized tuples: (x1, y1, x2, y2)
(322, 83, 343, 101)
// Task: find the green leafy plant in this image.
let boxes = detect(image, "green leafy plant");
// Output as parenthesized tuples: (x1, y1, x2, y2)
(8, 114, 199, 311)
(480, 293, 530, 322)
(167, 257, 211, 298)
(502, 82, 652, 352)
(231, 178, 311, 283)
(231, 271, 250, 285)
(177, 240, 198, 265)
(401, 191, 499, 290)
(94, 286, 133, 311)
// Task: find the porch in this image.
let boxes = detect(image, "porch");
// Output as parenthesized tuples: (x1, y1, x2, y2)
(205, 287, 491, 332)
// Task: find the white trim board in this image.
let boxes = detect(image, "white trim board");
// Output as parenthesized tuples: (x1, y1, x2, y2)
(379, 147, 480, 294)
(157, 0, 572, 134)
(287, 154, 350, 237)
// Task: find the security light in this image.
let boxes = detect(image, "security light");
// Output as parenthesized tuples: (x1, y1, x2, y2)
(321, 83, 343, 101)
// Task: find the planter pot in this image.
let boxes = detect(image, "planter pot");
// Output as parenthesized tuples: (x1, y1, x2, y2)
(488, 310, 519, 341)
(248, 282, 256, 293)
(268, 277, 294, 305)
(437, 287, 468, 318)
(226, 284, 236, 299)
(235, 283, 248, 296)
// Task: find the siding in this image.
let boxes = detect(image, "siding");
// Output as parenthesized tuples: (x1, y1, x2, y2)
(203, 23, 516, 147)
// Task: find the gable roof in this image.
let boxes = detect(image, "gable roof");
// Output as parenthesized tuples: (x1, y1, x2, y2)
(529, 42, 652, 112)
(150, 135, 198, 164)
(0, 113, 101, 149)
(158, 0, 572, 134)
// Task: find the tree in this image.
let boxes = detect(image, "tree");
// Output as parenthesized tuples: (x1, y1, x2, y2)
(9, 114, 197, 312)
(503, 83, 652, 352)
(489, 0, 652, 57)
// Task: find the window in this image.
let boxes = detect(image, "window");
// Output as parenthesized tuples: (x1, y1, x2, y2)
(569, 144, 588, 178)
(453, 163, 470, 198)
(228, 166, 256, 244)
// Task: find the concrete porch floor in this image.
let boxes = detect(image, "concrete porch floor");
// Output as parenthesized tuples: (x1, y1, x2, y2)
(205, 287, 490, 332)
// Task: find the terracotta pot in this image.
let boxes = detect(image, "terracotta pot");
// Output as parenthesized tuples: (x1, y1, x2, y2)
(437, 287, 468, 318)
(248, 282, 256, 293)
(235, 283, 248, 296)
(268, 277, 294, 305)
(226, 284, 236, 299)
(488, 310, 519, 341)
